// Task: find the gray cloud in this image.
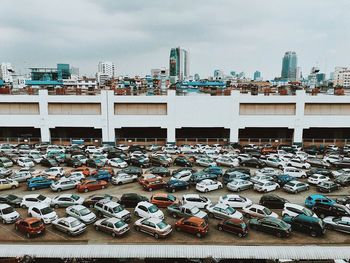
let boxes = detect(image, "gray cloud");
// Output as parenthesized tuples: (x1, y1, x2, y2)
(0, 0, 349, 78)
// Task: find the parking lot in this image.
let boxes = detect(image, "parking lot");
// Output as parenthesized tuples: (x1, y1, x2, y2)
(0, 161, 349, 246)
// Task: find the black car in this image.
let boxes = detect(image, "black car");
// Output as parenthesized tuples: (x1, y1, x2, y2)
(334, 174, 350, 186)
(40, 158, 58, 167)
(304, 146, 320, 155)
(0, 194, 22, 208)
(306, 168, 333, 178)
(127, 157, 150, 168)
(272, 174, 294, 186)
(282, 214, 325, 237)
(336, 196, 350, 206)
(278, 145, 295, 153)
(165, 179, 190, 193)
(189, 171, 218, 185)
(145, 167, 170, 177)
(333, 160, 350, 169)
(312, 203, 350, 218)
(128, 145, 146, 153)
(120, 166, 143, 176)
(317, 181, 341, 193)
(225, 167, 251, 176)
(242, 149, 261, 159)
(259, 194, 289, 209)
(241, 158, 265, 168)
(174, 156, 192, 167)
(171, 167, 197, 176)
(149, 156, 171, 167)
(83, 194, 115, 208)
(249, 217, 291, 238)
(65, 158, 82, 168)
(107, 151, 127, 160)
(119, 193, 148, 208)
(86, 158, 104, 168)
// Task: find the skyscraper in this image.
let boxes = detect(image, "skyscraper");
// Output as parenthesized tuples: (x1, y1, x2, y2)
(0, 63, 14, 83)
(253, 71, 262, 81)
(169, 47, 189, 83)
(281, 51, 298, 81)
(98, 61, 115, 79)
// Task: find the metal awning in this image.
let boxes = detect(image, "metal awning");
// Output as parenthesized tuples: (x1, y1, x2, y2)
(0, 245, 349, 259)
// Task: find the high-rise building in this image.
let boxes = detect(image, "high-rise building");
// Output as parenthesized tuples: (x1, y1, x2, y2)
(253, 71, 262, 81)
(281, 51, 298, 81)
(169, 47, 189, 83)
(98, 61, 115, 79)
(214, 69, 224, 80)
(0, 63, 14, 83)
(333, 67, 350, 88)
(151, 68, 169, 78)
(57, 64, 71, 79)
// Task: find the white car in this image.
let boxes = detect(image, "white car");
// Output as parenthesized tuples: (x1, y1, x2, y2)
(277, 150, 294, 159)
(43, 167, 64, 177)
(216, 156, 239, 167)
(28, 203, 58, 224)
(28, 153, 43, 164)
(66, 204, 96, 224)
(111, 173, 138, 185)
(323, 155, 342, 164)
(206, 203, 243, 220)
(255, 167, 280, 177)
(294, 151, 309, 161)
(196, 158, 216, 167)
(182, 194, 212, 209)
(307, 174, 330, 185)
(66, 171, 85, 182)
(286, 158, 311, 169)
(9, 171, 32, 183)
(264, 156, 286, 169)
(50, 178, 79, 192)
(237, 154, 251, 162)
(253, 180, 280, 193)
(162, 147, 180, 155)
(134, 217, 172, 239)
(282, 203, 317, 218)
(134, 201, 164, 219)
(71, 155, 88, 164)
(108, 158, 128, 168)
(51, 194, 84, 208)
(17, 157, 34, 167)
(218, 194, 252, 208)
(242, 204, 278, 219)
(85, 146, 103, 155)
(116, 144, 129, 151)
(226, 179, 253, 192)
(52, 217, 86, 236)
(0, 204, 20, 224)
(20, 194, 52, 208)
(283, 167, 307, 178)
(250, 175, 274, 184)
(332, 168, 350, 178)
(179, 145, 198, 154)
(170, 170, 192, 182)
(196, 179, 223, 193)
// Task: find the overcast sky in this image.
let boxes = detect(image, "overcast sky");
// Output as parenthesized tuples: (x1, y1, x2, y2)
(1, 0, 349, 79)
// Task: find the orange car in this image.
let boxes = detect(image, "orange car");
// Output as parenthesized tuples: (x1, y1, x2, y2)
(91, 167, 114, 176)
(150, 193, 179, 208)
(261, 147, 277, 155)
(138, 174, 162, 185)
(142, 178, 167, 192)
(77, 179, 108, 193)
(175, 217, 209, 238)
(15, 218, 45, 238)
(71, 167, 91, 177)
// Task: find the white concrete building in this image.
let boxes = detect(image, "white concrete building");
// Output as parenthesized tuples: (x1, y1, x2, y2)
(0, 63, 14, 83)
(98, 61, 115, 79)
(333, 67, 350, 88)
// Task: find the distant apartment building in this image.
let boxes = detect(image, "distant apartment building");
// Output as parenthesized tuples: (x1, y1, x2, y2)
(169, 47, 189, 83)
(253, 71, 262, 81)
(281, 51, 298, 81)
(333, 67, 350, 88)
(151, 68, 169, 78)
(0, 63, 14, 83)
(98, 61, 115, 79)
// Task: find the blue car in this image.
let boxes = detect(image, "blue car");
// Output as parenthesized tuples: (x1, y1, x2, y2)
(203, 166, 223, 176)
(273, 174, 294, 186)
(87, 170, 112, 182)
(27, 177, 53, 191)
(165, 179, 190, 193)
(223, 171, 250, 184)
(305, 194, 335, 208)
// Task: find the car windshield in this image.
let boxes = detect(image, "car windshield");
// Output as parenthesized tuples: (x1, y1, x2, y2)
(263, 207, 272, 215)
(115, 220, 126, 228)
(71, 195, 80, 201)
(2, 207, 14, 214)
(30, 221, 42, 228)
(279, 220, 289, 229)
(79, 208, 91, 216)
(7, 195, 18, 201)
(302, 208, 313, 217)
(149, 205, 159, 213)
(24, 159, 32, 163)
(40, 207, 53, 215)
(191, 207, 200, 214)
(225, 207, 236, 214)
(112, 205, 123, 213)
(37, 195, 46, 201)
(156, 221, 168, 229)
(167, 195, 176, 202)
(71, 220, 81, 228)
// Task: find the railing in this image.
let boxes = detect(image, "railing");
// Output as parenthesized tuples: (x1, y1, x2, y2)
(239, 138, 293, 146)
(50, 138, 102, 146)
(303, 138, 350, 147)
(116, 138, 167, 146)
(0, 137, 41, 144)
(176, 138, 229, 146)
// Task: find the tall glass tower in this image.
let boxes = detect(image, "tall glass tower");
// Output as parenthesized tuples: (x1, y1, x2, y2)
(281, 51, 297, 81)
(169, 47, 189, 83)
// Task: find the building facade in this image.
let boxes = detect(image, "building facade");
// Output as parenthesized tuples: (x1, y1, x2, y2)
(169, 47, 189, 83)
(0, 63, 14, 83)
(333, 67, 350, 88)
(98, 61, 115, 79)
(281, 51, 298, 81)
(253, 71, 262, 81)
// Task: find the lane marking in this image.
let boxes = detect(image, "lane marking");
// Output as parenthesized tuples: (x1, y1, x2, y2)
(0, 223, 25, 240)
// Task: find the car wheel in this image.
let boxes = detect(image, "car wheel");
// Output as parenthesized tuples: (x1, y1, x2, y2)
(255, 165, 259, 169)
(117, 182, 123, 185)
(148, 188, 153, 192)
(310, 231, 317, 237)
(154, 233, 159, 239)
(326, 224, 333, 230)
(54, 204, 59, 209)
(172, 213, 177, 218)
(306, 186, 309, 190)
(135, 211, 139, 217)
(176, 227, 181, 232)
(101, 185, 106, 189)
(264, 189, 267, 193)
(320, 214, 325, 219)
(276, 232, 282, 238)
(218, 226, 223, 231)
(242, 163, 246, 167)
(95, 226, 99, 231)
(31, 187, 36, 191)
(11, 185, 16, 189)
(26, 233, 31, 239)
(278, 165, 282, 169)
(302, 166, 306, 169)
(209, 213, 215, 218)
(21, 204, 27, 209)
(111, 232, 116, 238)
(15, 225, 18, 230)
(204, 189, 209, 193)
(2, 219, 6, 224)
(171, 188, 176, 193)
(245, 213, 251, 219)
(57, 188, 62, 192)
(238, 233, 243, 238)
(84, 188, 89, 193)
(89, 204, 94, 208)
(196, 232, 202, 238)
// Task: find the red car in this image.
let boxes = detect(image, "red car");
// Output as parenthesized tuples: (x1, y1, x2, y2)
(150, 193, 179, 208)
(71, 167, 91, 177)
(142, 178, 167, 192)
(15, 218, 45, 238)
(77, 180, 108, 193)
(217, 218, 248, 238)
(175, 217, 208, 238)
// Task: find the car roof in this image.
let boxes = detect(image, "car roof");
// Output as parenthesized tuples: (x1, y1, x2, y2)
(214, 203, 228, 209)
(0, 203, 11, 209)
(23, 194, 46, 199)
(23, 217, 42, 224)
(185, 216, 205, 224)
(182, 203, 197, 209)
(104, 217, 122, 224)
(70, 204, 86, 210)
(64, 217, 78, 223)
(30, 203, 50, 209)
(284, 203, 303, 209)
(55, 194, 75, 199)
(143, 217, 162, 224)
(138, 201, 152, 207)
(152, 193, 169, 198)
(183, 194, 200, 199)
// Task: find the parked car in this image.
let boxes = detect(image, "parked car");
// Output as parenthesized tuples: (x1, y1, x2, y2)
(283, 167, 307, 178)
(335, 174, 350, 186)
(17, 157, 35, 168)
(119, 193, 148, 208)
(167, 203, 208, 220)
(0, 168, 13, 178)
(282, 203, 317, 218)
(175, 217, 208, 238)
(255, 167, 280, 177)
(150, 193, 179, 208)
(145, 167, 170, 177)
(249, 217, 291, 238)
(0, 194, 22, 208)
(27, 177, 52, 191)
(134, 201, 164, 219)
(206, 203, 243, 220)
(263, 156, 285, 169)
(28, 203, 58, 224)
(241, 158, 265, 168)
(107, 158, 128, 168)
(282, 214, 325, 237)
(111, 173, 138, 185)
(223, 171, 250, 185)
(0, 203, 20, 224)
(65, 158, 82, 168)
(215, 156, 239, 167)
(308, 174, 330, 185)
(40, 158, 58, 167)
(283, 180, 309, 194)
(120, 166, 143, 176)
(242, 204, 278, 219)
(287, 158, 311, 169)
(76, 180, 108, 193)
(15, 218, 45, 238)
(82, 194, 114, 208)
(250, 175, 274, 184)
(149, 155, 171, 167)
(9, 171, 32, 183)
(317, 181, 341, 193)
(196, 179, 222, 193)
(253, 180, 280, 193)
(50, 178, 79, 192)
(165, 179, 190, 193)
(218, 194, 252, 209)
(306, 158, 330, 169)
(51, 194, 84, 208)
(182, 194, 212, 209)
(52, 217, 86, 236)
(66, 204, 96, 224)
(134, 217, 172, 239)
(94, 200, 131, 222)
(323, 216, 350, 234)
(259, 194, 289, 209)
(217, 218, 248, 238)
(20, 194, 52, 209)
(94, 217, 130, 237)
(142, 178, 167, 192)
(312, 203, 350, 218)
(305, 194, 335, 208)
(0, 157, 13, 168)
(307, 168, 334, 178)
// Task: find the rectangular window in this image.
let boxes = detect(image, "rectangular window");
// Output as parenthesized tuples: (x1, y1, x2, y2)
(114, 103, 167, 115)
(305, 103, 350, 115)
(48, 103, 101, 115)
(239, 103, 295, 115)
(0, 103, 39, 115)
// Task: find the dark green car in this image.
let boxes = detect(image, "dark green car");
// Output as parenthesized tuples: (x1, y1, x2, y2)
(174, 156, 192, 167)
(249, 217, 291, 238)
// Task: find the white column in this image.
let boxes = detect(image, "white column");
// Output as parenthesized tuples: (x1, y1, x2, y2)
(229, 90, 240, 143)
(166, 90, 176, 144)
(38, 90, 50, 142)
(100, 90, 115, 144)
(167, 128, 176, 144)
(293, 128, 303, 144)
(229, 128, 239, 143)
(294, 90, 306, 144)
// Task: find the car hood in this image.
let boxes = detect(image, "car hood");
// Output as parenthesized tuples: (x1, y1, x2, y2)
(3, 211, 20, 218)
(196, 210, 208, 219)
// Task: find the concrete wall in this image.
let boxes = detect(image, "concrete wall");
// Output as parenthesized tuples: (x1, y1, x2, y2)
(1, 90, 350, 144)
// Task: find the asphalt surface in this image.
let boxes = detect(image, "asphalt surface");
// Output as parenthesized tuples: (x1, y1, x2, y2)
(0, 163, 349, 245)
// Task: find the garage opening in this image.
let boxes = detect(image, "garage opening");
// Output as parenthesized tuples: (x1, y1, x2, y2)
(0, 127, 41, 144)
(303, 128, 350, 147)
(239, 128, 293, 146)
(50, 127, 102, 145)
(116, 127, 167, 145)
(176, 127, 229, 145)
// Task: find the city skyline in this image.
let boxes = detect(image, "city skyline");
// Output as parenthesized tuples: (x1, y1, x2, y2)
(1, 0, 349, 78)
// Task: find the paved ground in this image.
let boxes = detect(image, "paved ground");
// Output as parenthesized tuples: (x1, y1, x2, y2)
(0, 164, 349, 245)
